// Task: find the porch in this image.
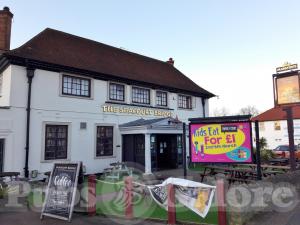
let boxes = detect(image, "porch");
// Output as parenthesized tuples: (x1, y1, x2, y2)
(119, 117, 187, 174)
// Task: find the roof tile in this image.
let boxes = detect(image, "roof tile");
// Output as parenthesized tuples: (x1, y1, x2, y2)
(4, 28, 214, 97)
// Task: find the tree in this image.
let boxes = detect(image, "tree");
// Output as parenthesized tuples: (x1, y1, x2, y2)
(212, 107, 231, 117)
(259, 137, 268, 150)
(239, 105, 259, 117)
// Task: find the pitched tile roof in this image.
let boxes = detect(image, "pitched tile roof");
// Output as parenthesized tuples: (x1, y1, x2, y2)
(252, 105, 300, 122)
(2, 28, 214, 98)
(119, 117, 182, 128)
(119, 118, 166, 127)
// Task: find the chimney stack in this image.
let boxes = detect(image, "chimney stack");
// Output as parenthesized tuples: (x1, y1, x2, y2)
(167, 57, 174, 66)
(0, 6, 13, 52)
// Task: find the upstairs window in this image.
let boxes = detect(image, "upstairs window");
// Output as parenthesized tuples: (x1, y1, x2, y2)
(62, 75, 91, 97)
(109, 83, 125, 101)
(0, 74, 3, 96)
(259, 122, 265, 131)
(178, 95, 192, 109)
(156, 91, 168, 107)
(132, 87, 150, 105)
(274, 121, 281, 131)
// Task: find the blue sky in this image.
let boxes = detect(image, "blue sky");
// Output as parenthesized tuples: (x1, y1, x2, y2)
(2, 0, 300, 114)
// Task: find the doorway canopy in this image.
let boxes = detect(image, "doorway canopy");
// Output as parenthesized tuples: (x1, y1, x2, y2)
(119, 117, 185, 174)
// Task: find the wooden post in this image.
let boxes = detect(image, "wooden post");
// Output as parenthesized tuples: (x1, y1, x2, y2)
(217, 179, 227, 225)
(283, 107, 296, 171)
(255, 120, 262, 180)
(183, 122, 187, 178)
(88, 175, 96, 216)
(124, 176, 133, 219)
(168, 184, 176, 225)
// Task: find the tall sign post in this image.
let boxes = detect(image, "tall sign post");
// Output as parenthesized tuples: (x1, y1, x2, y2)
(283, 108, 296, 170)
(273, 62, 299, 171)
(183, 122, 187, 178)
(254, 120, 262, 180)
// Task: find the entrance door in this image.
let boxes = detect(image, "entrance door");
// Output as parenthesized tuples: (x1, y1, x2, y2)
(134, 134, 145, 167)
(122, 134, 145, 170)
(156, 135, 177, 170)
(0, 139, 4, 173)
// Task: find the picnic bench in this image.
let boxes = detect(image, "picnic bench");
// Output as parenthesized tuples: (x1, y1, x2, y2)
(0, 172, 20, 190)
(268, 158, 289, 166)
(199, 164, 287, 184)
(104, 162, 132, 180)
(0, 172, 20, 180)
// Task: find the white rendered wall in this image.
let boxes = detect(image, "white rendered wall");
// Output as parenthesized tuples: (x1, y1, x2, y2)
(0, 66, 12, 106)
(0, 65, 210, 175)
(255, 120, 300, 149)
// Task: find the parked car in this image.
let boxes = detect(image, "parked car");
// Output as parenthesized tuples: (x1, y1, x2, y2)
(273, 145, 300, 159)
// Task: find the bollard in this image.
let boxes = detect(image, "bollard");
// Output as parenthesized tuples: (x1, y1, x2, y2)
(88, 175, 97, 216)
(167, 184, 176, 225)
(217, 179, 227, 225)
(124, 176, 133, 219)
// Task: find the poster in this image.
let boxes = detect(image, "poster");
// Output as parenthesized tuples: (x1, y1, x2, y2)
(190, 122, 253, 163)
(41, 162, 80, 222)
(148, 178, 215, 218)
(276, 75, 300, 105)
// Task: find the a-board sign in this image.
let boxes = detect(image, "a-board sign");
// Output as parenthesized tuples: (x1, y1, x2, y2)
(41, 162, 80, 222)
(189, 119, 253, 163)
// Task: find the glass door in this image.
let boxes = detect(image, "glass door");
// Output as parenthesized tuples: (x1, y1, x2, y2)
(177, 135, 183, 168)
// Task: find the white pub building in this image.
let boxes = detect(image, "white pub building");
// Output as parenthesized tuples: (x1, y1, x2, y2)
(0, 7, 214, 178)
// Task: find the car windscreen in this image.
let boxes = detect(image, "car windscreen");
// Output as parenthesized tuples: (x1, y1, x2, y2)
(275, 146, 289, 151)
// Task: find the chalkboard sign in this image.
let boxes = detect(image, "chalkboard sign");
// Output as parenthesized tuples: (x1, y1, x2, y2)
(41, 162, 81, 222)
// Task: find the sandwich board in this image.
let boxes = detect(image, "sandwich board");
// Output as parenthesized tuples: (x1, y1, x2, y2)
(41, 162, 81, 222)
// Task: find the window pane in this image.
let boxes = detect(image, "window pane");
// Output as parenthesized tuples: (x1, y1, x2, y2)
(109, 83, 124, 101)
(45, 125, 68, 160)
(178, 95, 192, 109)
(96, 126, 113, 157)
(62, 75, 90, 97)
(132, 87, 150, 104)
(156, 91, 167, 106)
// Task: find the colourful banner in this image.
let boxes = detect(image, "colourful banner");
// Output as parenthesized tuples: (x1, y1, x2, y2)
(148, 178, 215, 218)
(190, 122, 253, 163)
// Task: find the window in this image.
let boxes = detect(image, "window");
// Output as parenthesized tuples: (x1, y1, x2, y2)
(178, 95, 192, 109)
(45, 125, 68, 160)
(156, 91, 167, 107)
(109, 83, 125, 101)
(259, 122, 265, 131)
(274, 121, 281, 131)
(62, 75, 91, 97)
(132, 87, 150, 104)
(96, 126, 113, 157)
(0, 74, 3, 96)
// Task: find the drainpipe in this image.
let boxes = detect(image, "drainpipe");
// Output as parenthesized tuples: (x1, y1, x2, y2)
(202, 98, 206, 118)
(24, 67, 35, 178)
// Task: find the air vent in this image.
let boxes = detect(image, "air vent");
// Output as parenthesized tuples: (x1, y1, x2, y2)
(80, 122, 87, 130)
